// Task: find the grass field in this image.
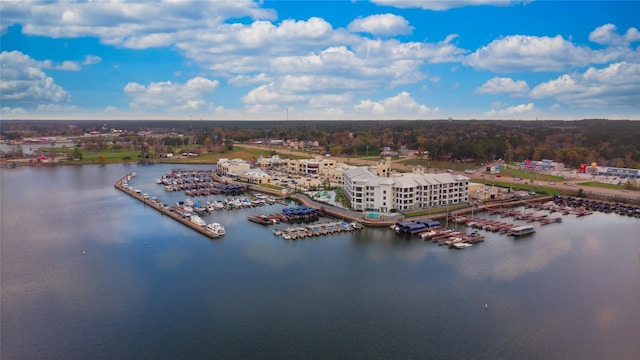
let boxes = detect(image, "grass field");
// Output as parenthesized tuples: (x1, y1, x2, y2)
(50, 146, 275, 165)
(497, 167, 564, 182)
(575, 181, 624, 190)
(397, 158, 477, 171)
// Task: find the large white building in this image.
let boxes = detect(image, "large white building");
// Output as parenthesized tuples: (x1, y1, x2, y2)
(343, 158, 469, 212)
(216, 158, 251, 176)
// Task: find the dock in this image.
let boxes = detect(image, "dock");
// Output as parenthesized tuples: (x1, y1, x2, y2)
(248, 206, 324, 225)
(114, 173, 221, 239)
(273, 221, 363, 240)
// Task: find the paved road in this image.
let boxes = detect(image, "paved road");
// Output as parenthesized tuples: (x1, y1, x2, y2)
(240, 144, 640, 201)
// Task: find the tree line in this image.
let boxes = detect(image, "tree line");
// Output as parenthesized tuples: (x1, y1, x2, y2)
(2, 119, 639, 169)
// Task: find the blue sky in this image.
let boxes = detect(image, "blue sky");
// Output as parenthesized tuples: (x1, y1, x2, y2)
(1, 0, 638, 121)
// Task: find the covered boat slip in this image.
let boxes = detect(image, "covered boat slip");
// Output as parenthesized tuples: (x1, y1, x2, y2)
(394, 219, 441, 234)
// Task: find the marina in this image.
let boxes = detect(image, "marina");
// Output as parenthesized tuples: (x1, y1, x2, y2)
(114, 167, 640, 254)
(114, 172, 225, 239)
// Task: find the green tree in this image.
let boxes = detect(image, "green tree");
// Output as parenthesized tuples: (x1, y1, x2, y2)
(72, 147, 83, 160)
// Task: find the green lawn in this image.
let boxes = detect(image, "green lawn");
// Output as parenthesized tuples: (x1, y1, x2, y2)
(397, 159, 477, 171)
(258, 183, 284, 191)
(575, 181, 623, 190)
(498, 167, 564, 182)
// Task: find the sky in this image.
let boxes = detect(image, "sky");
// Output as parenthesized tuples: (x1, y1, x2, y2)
(1, 0, 639, 121)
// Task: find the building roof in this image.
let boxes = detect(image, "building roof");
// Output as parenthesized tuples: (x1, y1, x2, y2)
(345, 167, 468, 187)
(344, 167, 395, 186)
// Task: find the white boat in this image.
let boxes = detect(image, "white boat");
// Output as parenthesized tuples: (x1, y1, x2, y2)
(190, 215, 206, 227)
(453, 242, 473, 249)
(508, 225, 535, 237)
(213, 200, 225, 209)
(206, 222, 226, 237)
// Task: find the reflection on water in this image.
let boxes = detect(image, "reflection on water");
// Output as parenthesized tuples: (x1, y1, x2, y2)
(2, 164, 639, 360)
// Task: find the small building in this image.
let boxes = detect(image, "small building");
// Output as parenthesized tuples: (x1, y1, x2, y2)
(236, 168, 271, 184)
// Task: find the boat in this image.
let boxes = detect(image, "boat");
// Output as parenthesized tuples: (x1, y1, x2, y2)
(508, 225, 535, 237)
(206, 222, 226, 237)
(420, 230, 438, 240)
(453, 242, 473, 249)
(190, 215, 206, 227)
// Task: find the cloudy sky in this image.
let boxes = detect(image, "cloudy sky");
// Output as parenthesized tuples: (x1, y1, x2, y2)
(1, 0, 638, 121)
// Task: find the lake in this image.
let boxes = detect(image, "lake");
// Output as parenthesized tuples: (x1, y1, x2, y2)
(1, 164, 639, 359)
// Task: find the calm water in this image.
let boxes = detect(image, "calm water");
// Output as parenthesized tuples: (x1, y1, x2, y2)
(2, 164, 639, 359)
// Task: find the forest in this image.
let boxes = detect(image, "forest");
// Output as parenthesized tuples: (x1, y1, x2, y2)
(2, 119, 639, 169)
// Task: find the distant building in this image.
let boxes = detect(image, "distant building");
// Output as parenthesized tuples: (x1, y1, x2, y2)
(343, 157, 469, 212)
(216, 158, 251, 176)
(517, 159, 564, 172)
(256, 155, 282, 167)
(595, 166, 640, 179)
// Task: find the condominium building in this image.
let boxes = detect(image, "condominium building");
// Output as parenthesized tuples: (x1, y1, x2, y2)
(343, 158, 469, 212)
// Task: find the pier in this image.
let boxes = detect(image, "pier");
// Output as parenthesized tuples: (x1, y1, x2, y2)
(114, 173, 221, 239)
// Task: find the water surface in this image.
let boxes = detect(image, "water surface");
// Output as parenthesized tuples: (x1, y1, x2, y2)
(2, 164, 639, 359)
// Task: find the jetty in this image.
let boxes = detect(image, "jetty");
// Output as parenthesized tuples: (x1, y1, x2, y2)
(114, 173, 222, 239)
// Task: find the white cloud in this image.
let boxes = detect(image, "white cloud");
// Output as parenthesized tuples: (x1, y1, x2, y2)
(1, 106, 27, 115)
(589, 24, 640, 46)
(529, 62, 640, 108)
(371, 0, 523, 11)
(124, 76, 219, 111)
(228, 73, 271, 87)
(465, 34, 630, 72)
(82, 55, 102, 65)
(475, 77, 529, 94)
(1, 1, 468, 119)
(347, 13, 413, 36)
(242, 83, 306, 105)
(484, 102, 535, 117)
(309, 93, 353, 108)
(0, 50, 70, 103)
(355, 91, 434, 117)
(55, 60, 81, 71)
(1, 1, 277, 48)
(36, 103, 79, 112)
